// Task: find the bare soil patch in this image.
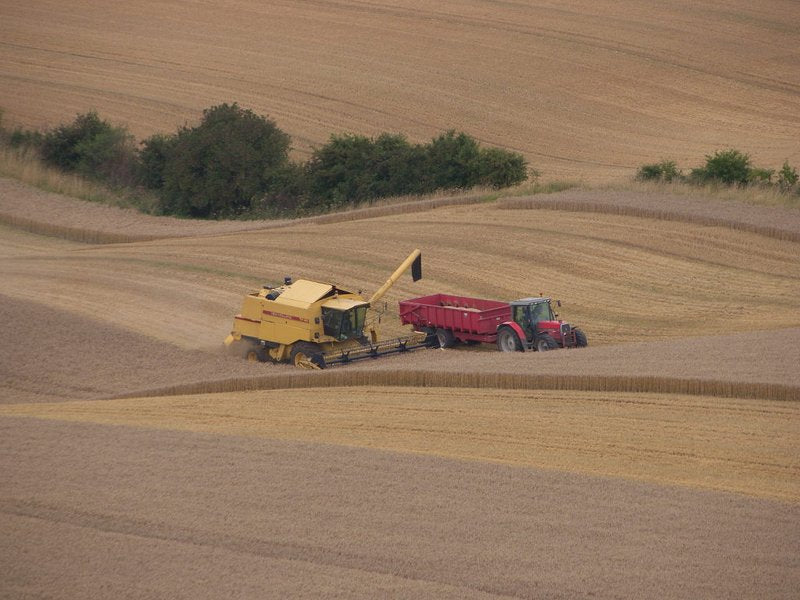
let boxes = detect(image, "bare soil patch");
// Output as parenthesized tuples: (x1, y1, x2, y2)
(2, 418, 798, 599)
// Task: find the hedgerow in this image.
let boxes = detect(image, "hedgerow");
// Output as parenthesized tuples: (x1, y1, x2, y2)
(637, 149, 798, 195)
(1, 105, 530, 219)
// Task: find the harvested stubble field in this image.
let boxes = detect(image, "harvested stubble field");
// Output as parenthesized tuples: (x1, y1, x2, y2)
(2, 1, 799, 181)
(1, 177, 800, 597)
(3, 0, 800, 596)
(4, 387, 799, 502)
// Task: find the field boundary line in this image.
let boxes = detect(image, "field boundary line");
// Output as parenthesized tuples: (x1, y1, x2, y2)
(0, 190, 490, 245)
(496, 198, 800, 242)
(111, 371, 800, 402)
(0, 211, 162, 244)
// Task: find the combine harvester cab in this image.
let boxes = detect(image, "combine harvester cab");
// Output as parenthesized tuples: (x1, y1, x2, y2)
(398, 294, 587, 352)
(224, 249, 427, 368)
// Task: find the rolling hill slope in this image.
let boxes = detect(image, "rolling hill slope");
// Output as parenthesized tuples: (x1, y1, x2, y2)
(2, 0, 799, 181)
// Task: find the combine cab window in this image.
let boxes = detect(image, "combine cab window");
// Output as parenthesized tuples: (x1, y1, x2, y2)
(322, 306, 367, 341)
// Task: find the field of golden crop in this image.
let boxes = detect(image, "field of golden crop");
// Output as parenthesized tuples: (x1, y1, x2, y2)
(2, 1, 800, 597)
(2, 1, 799, 182)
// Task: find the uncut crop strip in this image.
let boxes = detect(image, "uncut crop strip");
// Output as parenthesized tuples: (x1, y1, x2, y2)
(110, 370, 800, 403)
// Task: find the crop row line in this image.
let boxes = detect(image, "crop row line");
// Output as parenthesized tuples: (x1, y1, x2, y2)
(112, 371, 800, 403)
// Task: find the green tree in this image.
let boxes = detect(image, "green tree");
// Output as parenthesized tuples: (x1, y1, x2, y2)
(158, 103, 291, 218)
(476, 146, 528, 188)
(138, 133, 176, 190)
(423, 130, 482, 190)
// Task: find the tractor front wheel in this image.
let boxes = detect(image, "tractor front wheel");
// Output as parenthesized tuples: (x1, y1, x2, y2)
(497, 327, 522, 352)
(574, 328, 588, 347)
(536, 334, 558, 352)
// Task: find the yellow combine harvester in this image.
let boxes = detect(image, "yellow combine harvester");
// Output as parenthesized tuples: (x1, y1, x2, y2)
(224, 249, 425, 368)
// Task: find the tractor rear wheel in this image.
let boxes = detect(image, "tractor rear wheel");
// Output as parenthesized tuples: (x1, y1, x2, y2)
(536, 334, 558, 352)
(497, 327, 522, 352)
(436, 328, 456, 349)
(574, 328, 588, 347)
(290, 342, 325, 369)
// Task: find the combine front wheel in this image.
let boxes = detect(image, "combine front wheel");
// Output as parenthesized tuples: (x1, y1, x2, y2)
(290, 342, 325, 369)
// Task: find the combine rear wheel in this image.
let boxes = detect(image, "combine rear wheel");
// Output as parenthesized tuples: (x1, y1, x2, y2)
(290, 342, 325, 369)
(241, 342, 267, 362)
(497, 327, 522, 352)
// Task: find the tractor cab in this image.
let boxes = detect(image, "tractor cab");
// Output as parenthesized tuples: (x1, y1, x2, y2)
(509, 297, 577, 350)
(511, 298, 556, 337)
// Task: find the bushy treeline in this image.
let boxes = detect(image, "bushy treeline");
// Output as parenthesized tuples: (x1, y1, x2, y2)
(636, 149, 799, 193)
(2, 104, 529, 219)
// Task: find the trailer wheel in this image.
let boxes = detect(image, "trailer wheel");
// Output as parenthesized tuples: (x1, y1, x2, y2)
(422, 328, 439, 347)
(574, 328, 588, 347)
(536, 334, 558, 352)
(436, 328, 456, 349)
(497, 327, 522, 352)
(290, 342, 325, 369)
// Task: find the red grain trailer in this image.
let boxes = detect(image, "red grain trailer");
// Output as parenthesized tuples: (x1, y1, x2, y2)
(399, 293, 587, 352)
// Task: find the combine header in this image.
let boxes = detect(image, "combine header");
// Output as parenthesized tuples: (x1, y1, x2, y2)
(224, 250, 428, 368)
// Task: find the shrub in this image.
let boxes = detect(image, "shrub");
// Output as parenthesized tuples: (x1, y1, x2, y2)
(475, 147, 528, 188)
(777, 161, 798, 191)
(691, 149, 751, 186)
(304, 130, 528, 210)
(9, 127, 43, 149)
(39, 111, 139, 187)
(636, 160, 682, 183)
(747, 167, 774, 185)
(305, 133, 429, 209)
(156, 103, 291, 218)
(255, 162, 309, 216)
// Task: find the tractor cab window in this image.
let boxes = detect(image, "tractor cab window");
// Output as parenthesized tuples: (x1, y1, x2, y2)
(512, 305, 527, 326)
(322, 306, 367, 341)
(529, 302, 553, 322)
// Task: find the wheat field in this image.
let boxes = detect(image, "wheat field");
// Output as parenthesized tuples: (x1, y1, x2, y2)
(2, 1, 800, 597)
(2, 1, 799, 182)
